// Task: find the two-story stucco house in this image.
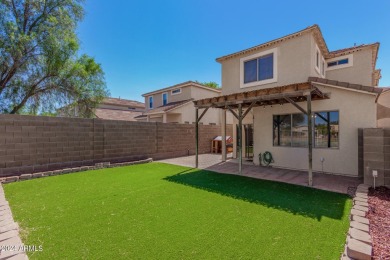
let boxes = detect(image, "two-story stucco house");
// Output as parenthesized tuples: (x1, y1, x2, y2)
(135, 81, 230, 125)
(193, 25, 384, 179)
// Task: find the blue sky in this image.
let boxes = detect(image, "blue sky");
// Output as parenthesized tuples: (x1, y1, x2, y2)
(78, 0, 390, 102)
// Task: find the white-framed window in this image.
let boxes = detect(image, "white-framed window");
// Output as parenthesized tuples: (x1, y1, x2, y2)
(240, 48, 278, 88)
(149, 96, 153, 109)
(162, 93, 168, 106)
(171, 88, 181, 95)
(326, 54, 353, 71)
(321, 58, 325, 77)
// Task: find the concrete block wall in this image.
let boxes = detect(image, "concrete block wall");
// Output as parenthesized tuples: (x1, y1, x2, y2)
(0, 114, 232, 177)
(362, 128, 389, 187)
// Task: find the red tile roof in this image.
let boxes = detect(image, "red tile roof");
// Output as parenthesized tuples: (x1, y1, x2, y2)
(327, 43, 379, 58)
(94, 108, 143, 121)
(102, 97, 145, 108)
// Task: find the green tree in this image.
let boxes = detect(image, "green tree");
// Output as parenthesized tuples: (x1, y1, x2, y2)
(0, 0, 109, 117)
(195, 81, 220, 89)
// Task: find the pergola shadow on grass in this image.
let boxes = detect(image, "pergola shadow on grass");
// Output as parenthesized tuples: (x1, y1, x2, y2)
(164, 169, 350, 221)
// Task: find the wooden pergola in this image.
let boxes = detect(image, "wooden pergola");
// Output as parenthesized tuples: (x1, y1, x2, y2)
(193, 82, 330, 186)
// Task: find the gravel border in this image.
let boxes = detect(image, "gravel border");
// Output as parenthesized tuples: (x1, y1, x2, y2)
(0, 158, 153, 184)
(341, 184, 372, 260)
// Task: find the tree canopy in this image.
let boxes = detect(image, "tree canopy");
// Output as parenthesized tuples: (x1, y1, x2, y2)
(0, 0, 109, 117)
(195, 81, 220, 89)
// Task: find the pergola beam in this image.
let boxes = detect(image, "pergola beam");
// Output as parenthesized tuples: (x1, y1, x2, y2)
(307, 94, 313, 186)
(198, 107, 209, 121)
(238, 104, 243, 174)
(194, 90, 328, 109)
(242, 101, 257, 119)
(284, 97, 308, 115)
(227, 106, 239, 120)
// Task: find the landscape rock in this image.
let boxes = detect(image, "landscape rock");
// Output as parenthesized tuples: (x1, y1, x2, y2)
(347, 238, 372, 260)
(350, 221, 369, 232)
(349, 228, 372, 245)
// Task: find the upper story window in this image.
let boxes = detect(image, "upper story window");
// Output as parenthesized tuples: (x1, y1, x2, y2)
(162, 93, 168, 106)
(171, 88, 181, 95)
(149, 96, 153, 109)
(328, 58, 348, 67)
(240, 48, 277, 88)
(326, 54, 353, 71)
(316, 50, 320, 68)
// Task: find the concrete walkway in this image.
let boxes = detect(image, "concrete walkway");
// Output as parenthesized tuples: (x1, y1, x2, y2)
(158, 154, 362, 194)
(158, 154, 224, 169)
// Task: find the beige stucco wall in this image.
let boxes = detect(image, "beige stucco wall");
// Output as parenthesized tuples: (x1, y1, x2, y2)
(325, 48, 374, 86)
(144, 86, 192, 110)
(246, 85, 377, 176)
(190, 86, 220, 100)
(220, 32, 376, 97)
(144, 85, 220, 110)
(220, 33, 313, 95)
(377, 91, 390, 127)
(169, 102, 225, 125)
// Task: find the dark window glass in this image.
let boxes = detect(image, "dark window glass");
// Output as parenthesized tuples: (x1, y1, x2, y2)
(172, 89, 181, 94)
(149, 97, 153, 109)
(273, 115, 291, 146)
(162, 93, 168, 106)
(314, 111, 339, 148)
(273, 111, 339, 148)
(258, 53, 273, 81)
(329, 111, 339, 148)
(244, 59, 257, 83)
(316, 51, 319, 67)
(327, 61, 337, 67)
(338, 58, 348, 65)
(292, 114, 308, 147)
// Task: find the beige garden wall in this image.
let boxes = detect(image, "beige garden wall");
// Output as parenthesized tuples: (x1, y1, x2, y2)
(0, 114, 232, 177)
(251, 84, 377, 176)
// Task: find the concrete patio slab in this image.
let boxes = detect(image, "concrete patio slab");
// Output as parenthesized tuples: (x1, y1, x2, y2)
(159, 154, 361, 194)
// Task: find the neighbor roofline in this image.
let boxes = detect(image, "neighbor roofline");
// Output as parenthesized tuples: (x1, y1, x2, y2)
(142, 81, 221, 97)
(216, 24, 328, 63)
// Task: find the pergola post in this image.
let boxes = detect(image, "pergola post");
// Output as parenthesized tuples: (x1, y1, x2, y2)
(222, 109, 227, 162)
(238, 103, 243, 174)
(307, 94, 313, 186)
(195, 108, 199, 168)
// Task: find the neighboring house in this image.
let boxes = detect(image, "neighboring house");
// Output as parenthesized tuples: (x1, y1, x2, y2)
(58, 97, 145, 121)
(135, 81, 229, 125)
(194, 24, 384, 177)
(94, 97, 145, 121)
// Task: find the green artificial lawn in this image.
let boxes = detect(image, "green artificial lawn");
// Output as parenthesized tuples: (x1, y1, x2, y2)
(4, 163, 352, 259)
